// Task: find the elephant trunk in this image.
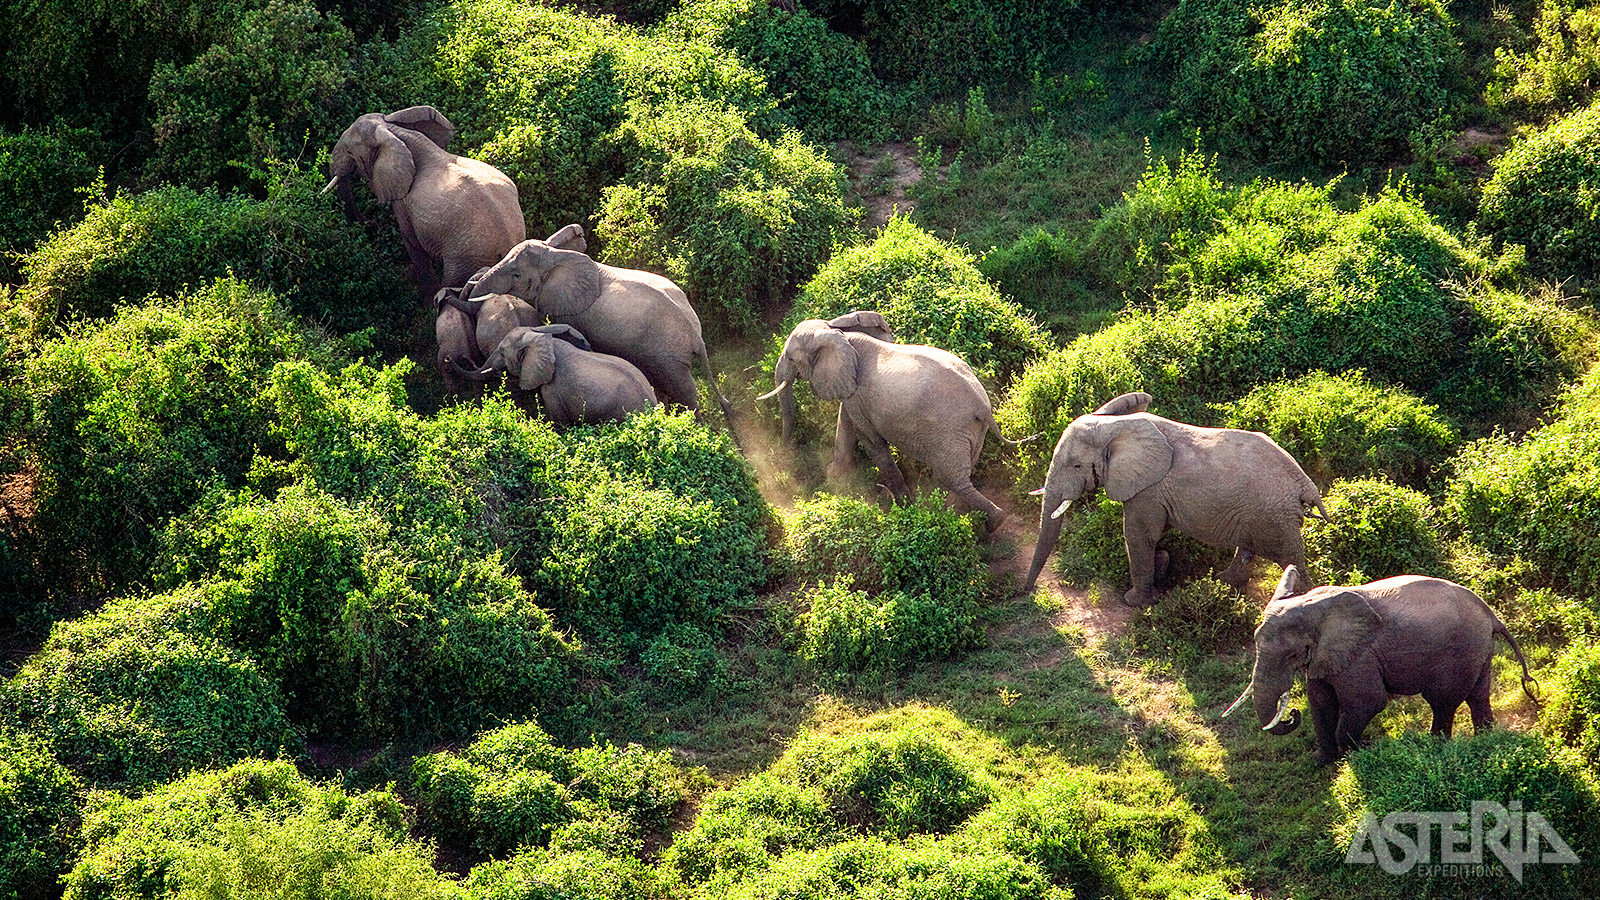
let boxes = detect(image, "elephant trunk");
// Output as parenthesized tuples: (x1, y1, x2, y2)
(1021, 489, 1068, 593)
(760, 357, 798, 446)
(1254, 684, 1301, 735)
(447, 356, 500, 383)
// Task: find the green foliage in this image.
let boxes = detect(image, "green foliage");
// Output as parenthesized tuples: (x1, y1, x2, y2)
(463, 847, 657, 900)
(411, 719, 698, 860)
(1479, 99, 1600, 292)
(1130, 577, 1259, 661)
(711, 835, 1067, 900)
(146, 0, 358, 190)
(797, 577, 978, 674)
(1150, 0, 1465, 167)
(786, 216, 1051, 385)
(26, 280, 347, 592)
(0, 126, 98, 279)
(1305, 478, 1450, 584)
(0, 586, 301, 790)
(1332, 731, 1600, 898)
(1542, 640, 1600, 776)
(1444, 366, 1600, 595)
(0, 728, 82, 900)
(1487, 0, 1600, 119)
(63, 758, 455, 900)
(1219, 371, 1458, 488)
(640, 622, 734, 702)
(978, 227, 1086, 324)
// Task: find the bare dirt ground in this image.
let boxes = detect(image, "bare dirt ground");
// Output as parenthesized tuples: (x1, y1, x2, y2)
(839, 142, 923, 229)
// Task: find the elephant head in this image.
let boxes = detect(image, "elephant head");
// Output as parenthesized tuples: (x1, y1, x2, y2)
(1221, 565, 1384, 736)
(451, 325, 592, 391)
(462, 235, 602, 317)
(323, 106, 455, 214)
(1021, 392, 1161, 592)
(759, 315, 884, 444)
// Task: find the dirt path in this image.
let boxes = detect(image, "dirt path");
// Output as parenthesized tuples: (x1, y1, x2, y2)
(839, 142, 922, 229)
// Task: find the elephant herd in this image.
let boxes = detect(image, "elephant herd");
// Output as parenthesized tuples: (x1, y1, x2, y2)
(331, 107, 1538, 764)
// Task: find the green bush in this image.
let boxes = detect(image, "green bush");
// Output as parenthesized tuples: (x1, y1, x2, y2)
(978, 227, 1087, 323)
(711, 836, 1065, 900)
(0, 728, 82, 900)
(1542, 641, 1600, 775)
(640, 622, 734, 701)
(1487, 0, 1600, 119)
(26, 280, 348, 592)
(463, 847, 657, 900)
(1219, 371, 1459, 488)
(1444, 366, 1600, 595)
(666, 772, 844, 884)
(785, 216, 1051, 386)
(1150, 0, 1465, 167)
(1332, 731, 1600, 899)
(0, 126, 97, 279)
(146, 0, 358, 190)
(1479, 99, 1600, 292)
(17, 163, 415, 343)
(63, 758, 455, 900)
(797, 577, 979, 674)
(1305, 478, 1451, 584)
(1129, 577, 1259, 662)
(0, 586, 301, 790)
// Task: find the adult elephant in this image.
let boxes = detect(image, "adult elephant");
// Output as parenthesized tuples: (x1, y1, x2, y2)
(449, 325, 656, 426)
(758, 312, 1029, 531)
(1222, 565, 1537, 764)
(459, 228, 734, 421)
(324, 105, 525, 303)
(1020, 392, 1328, 605)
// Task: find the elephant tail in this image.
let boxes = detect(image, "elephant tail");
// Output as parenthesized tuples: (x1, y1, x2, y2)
(1302, 486, 1331, 523)
(1494, 619, 1541, 706)
(987, 416, 1043, 448)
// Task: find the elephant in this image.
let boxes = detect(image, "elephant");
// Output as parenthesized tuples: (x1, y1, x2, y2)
(758, 312, 1030, 530)
(325, 105, 526, 304)
(458, 227, 734, 421)
(1020, 392, 1328, 606)
(1222, 565, 1538, 764)
(448, 325, 657, 426)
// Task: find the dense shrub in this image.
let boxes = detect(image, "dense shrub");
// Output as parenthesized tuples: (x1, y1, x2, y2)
(785, 216, 1051, 385)
(1479, 100, 1600, 292)
(146, 0, 358, 190)
(1542, 641, 1600, 775)
(1487, 0, 1600, 119)
(666, 772, 843, 884)
(1305, 478, 1451, 584)
(797, 577, 979, 674)
(1150, 0, 1465, 167)
(411, 719, 697, 860)
(463, 848, 657, 900)
(63, 759, 455, 900)
(1129, 577, 1259, 662)
(713, 836, 1064, 900)
(1219, 371, 1458, 488)
(0, 728, 82, 900)
(640, 622, 734, 701)
(26, 280, 347, 592)
(17, 162, 415, 343)
(0, 126, 97, 279)
(1444, 366, 1600, 595)
(1332, 731, 1600, 898)
(978, 227, 1086, 323)
(0, 586, 301, 790)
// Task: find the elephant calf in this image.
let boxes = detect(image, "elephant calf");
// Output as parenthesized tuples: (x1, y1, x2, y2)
(449, 325, 656, 426)
(1224, 565, 1538, 764)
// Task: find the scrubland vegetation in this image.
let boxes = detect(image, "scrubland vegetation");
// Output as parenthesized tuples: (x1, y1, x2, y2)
(3, 0, 1600, 898)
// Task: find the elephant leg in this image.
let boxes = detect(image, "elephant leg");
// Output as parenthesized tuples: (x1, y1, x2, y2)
(1427, 698, 1463, 737)
(944, 475, 1005, 532)
(1218, 546, 1254, 591)
(1333, 680, 1387, 755)
(395, 206, 440, 301)
(1121, 509, 1164, 607)
(654, 364, 700, 412)
(1466, 659, 1496, 734)
(1307, 679, 1342, 765)
(826, 407, 859, 481)
(861, 434, 911, 503)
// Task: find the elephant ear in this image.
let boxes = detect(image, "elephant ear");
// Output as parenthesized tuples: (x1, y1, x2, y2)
(810, 329, 859, 400)
(545, 223, 587, 253)
(827, 310, 896, 342)
(369, 123, 416, 203)
(1101, 416, 1173, 502)
(534, 323, 591, 352)
(1093, 391, 1153, 416)
(512, 330, 558, 391)
(384, 105, 454, 150)
(535, 248, 603, 317)
(1272, 565, 1303, 602)
(1307, 591, 1383, 679)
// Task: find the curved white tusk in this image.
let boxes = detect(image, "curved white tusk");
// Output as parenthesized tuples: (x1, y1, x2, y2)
(320, 175, 340, 194)
(1028, 486, 1046, 496)
(755, 380, 790, 402)
(1262, 692, 1290, 731)
(1220, 684, 1252, 718)
(1050, 498, 1072, 519)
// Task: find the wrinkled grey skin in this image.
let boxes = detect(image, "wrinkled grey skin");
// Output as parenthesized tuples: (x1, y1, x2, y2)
(1022, 392, 1328, 606)
(450, 325, 656, 426)
(761, 312, 1026, 531)
(459, 226, 733, 422)
(1226, 566, 1538, 765)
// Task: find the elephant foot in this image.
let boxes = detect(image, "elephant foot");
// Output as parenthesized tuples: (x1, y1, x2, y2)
(1312, 748, 1340, 767)
(1121, 587, 1157, 608)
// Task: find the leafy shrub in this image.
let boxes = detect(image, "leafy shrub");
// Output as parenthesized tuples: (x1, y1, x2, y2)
(1542, 641, 1600, 775)
(411, 719, 697, 860)
(797, 577, 978, 674)
(712, 836, 1064, 900)
(0, 728, 82, 900)
(1444, 366, 1600, 595)
(0, 586, 301, 790)
(0, 126, 97, 279)
(978, 227, 1085, 323)
(1129, 577, 1260, 662)
(1150, 0, 1465, 167)
(463, 847, 657, 900)
(786, 215, 1051, 385)
(1219, 370, 1459, 488)
(146, 0, 358, 190)
(1305, 478, 1450, 584)
(63, 759, 455, 900)
(26, 280, 348, 592)
(640, 622, 734, 701)
(18, 161, 414, 340)
(1487, 0, 1600, 119)
(1332, 731, 1600, 898)
(666, 772, 844, 884)
(1479, 100, 1600, 293)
